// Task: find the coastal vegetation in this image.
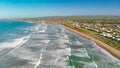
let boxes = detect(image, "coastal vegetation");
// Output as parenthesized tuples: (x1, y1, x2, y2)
(25, 16, 120, 50)
(64, 23, 120, 50)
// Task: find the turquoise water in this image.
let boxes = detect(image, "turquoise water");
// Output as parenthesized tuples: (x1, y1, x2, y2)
(0, 21, 120, 68)
(0, 21, 35, 42)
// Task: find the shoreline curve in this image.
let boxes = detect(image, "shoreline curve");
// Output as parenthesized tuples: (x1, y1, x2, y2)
(63, 25, 120, 60)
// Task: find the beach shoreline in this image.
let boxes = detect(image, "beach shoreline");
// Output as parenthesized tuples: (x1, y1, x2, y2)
(63, 25, 120, 60)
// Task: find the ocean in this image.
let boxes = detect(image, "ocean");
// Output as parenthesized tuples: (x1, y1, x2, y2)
(0, 21, 120, 68)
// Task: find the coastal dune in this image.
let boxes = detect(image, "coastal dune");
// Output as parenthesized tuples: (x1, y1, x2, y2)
(64, 25, 120, 60)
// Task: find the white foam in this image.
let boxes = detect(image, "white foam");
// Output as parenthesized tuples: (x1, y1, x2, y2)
(34, 26, 40, 31)
(0, 35, 31, 50)
(76, 41, 83, 45)
(53, 48, 74, 68)
(34, 49, 44, 68)
(34, 39, 50, 68)
(16, 35, 31, 48)
(93, 61, 98, 68)
(24, 31, 28, 33)
(71, 40, 83, 45)
(91, 41, 120, 61)
(32, 25, 41, 33)
(82, 61, 98, 68)
(39, 40, 50, 44)
(37, 24, 47, 33)
(38, 30, 45, 32)
(57, 38, 69, 44)
(66, 47, 75, 68)
(68, 47, 71, 56)
(72, 48, 90, 58)
(31, 24, 47, 34)
(63, 34, 69, 39)
(54, 50, 61, 64)
(61, 28, 65, 33)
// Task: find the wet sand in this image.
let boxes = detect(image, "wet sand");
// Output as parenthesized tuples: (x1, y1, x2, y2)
(64, 25, 120, 60)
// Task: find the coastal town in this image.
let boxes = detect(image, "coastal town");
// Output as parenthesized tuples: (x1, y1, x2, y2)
(25, 16, 120, 50)
(72, 22, 120, 42)
(27, 16, 120, 41)
(1, 0, 120, 68)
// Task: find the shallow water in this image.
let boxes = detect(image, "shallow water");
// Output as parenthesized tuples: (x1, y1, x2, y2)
(0, 21, 120, 68)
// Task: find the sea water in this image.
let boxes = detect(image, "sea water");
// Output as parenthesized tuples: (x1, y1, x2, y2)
(0, 21, 120, 68)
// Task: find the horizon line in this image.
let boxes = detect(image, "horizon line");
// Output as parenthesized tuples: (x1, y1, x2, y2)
(0, 15, 120, 19)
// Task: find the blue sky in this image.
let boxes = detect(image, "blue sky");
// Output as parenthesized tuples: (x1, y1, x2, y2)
(0, 0, 120, 18)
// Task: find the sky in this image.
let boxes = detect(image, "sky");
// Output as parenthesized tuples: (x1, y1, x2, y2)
(0, 0, 120, 18)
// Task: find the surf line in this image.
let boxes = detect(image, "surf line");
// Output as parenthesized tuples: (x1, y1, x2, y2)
(54, 50, 61, 64)
(68, 46, 75, 68)
(34, 49, 44, 68)
(0, 35, 31, 58)
(34, 40, 50, 68)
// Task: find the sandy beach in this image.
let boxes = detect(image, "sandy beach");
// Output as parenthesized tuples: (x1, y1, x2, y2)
(64, 25, 120, 60)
